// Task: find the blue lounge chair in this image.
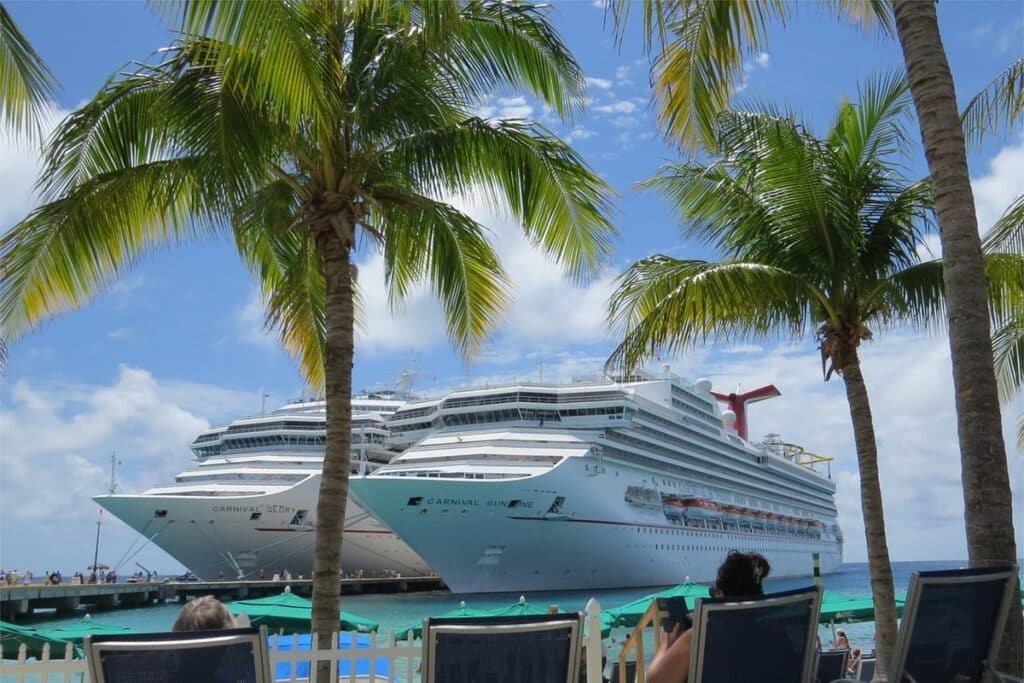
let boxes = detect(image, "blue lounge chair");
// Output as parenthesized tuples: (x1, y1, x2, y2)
(85, 627, 272, 683)
(423, 611, 583, 683)
(889, 565, 1017, 683)
(688, 586, 822, 683)
(855, 657, 876, 681)
(816, 649, 849, 682)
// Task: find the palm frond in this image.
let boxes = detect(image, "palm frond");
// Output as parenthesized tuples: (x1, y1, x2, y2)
(385, 117, 617, 281)
(982, 194, 1024, 255)
(962, 58, 1024, 148)
(864, 259, 945, 331)
(0, 3, 56, 138)
(375, 191, 510, 356)
(650, 0, 790, 149)
(831, 0, 894, 35)
(233, 179, 325, 389)
(156, 0, 335, 133)
(452, 1, 586, 120)
(828, 70, 911, 167)
(992, 317, 1023, 404)
(606, 256, 815, 371)
(1, 157, 219, 342)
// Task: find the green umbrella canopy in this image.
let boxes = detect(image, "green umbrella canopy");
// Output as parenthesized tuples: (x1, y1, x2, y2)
(38, 618, 133, 644)
(819, 592, 905, 624)
(394, 598, 551, 641)
(227, 591, 378, 633)
(1, 620, 77, 659)
(602, 583, 711, 630)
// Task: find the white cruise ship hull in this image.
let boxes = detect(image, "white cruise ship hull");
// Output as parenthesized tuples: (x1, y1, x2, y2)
(351, 456, 842, 594)
(96, 475, 430, 580)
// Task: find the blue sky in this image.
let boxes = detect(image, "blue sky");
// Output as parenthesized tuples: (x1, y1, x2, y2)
(1, 0, 1022, 574)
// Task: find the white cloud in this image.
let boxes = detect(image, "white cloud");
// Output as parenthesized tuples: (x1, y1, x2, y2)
(0, 106, 70, 231)
(591, 0, 608, 9)
(616, 130, 654, 150)
(586, 77, 613, 90)
(0, 367, 256, 571)
(595, 100, 638, 115)
(968, 23, 993, 40)
(615, 64, 633, 85)
(106, 328, 135, 340)
(755, 52, 771, 68)
(972, 136, 1024, 234)
(566, 127, 597, 142)
(496, 96, 533, 119)
(610, 116, 640, 128)
(234, 289, 280, 350)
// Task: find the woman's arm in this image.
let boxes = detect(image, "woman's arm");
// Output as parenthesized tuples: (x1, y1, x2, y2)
(645, 626, 692, 683)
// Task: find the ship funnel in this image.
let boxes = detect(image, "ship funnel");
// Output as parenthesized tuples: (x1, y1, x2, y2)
(710, 384, 780, 440)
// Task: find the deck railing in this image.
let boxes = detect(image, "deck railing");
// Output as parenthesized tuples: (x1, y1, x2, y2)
(1, 598, 605, 683)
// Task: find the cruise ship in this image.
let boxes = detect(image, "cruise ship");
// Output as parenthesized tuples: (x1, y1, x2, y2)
(349, 373, 843, 593)
(95, 395, 431, 580)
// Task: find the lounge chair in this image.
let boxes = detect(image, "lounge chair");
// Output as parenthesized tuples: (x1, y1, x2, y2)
(855, 657, 876, 681)
(85, 627, 272, 683)
(688, 586, 822, 682)
(889, 565, 1017, 683)
(422, 611, 583, 683)
(613, 659, 637, 683)
(816, 649, 849, 682)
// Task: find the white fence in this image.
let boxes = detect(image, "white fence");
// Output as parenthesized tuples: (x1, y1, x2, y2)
(1, 599, 605, 683)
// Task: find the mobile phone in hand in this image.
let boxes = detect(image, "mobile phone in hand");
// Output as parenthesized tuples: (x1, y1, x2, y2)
(656, 596, 690, 633)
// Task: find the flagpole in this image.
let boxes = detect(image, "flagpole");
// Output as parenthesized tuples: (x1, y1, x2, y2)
(91, 453, 118, 582)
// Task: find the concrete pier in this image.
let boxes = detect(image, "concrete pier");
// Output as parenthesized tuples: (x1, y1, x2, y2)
(0, 576, 445, 620)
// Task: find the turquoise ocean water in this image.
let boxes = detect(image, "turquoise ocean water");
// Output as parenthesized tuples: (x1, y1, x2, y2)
(11, 560, 981, 654)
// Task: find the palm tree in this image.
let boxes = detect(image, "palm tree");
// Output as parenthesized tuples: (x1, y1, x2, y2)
(888, 11, 1020, 670)
(606, 75, 1024, 677)
(0, 1, 616, 668)
(611, 1, 1022, 671)
(0, 2, 56, 138)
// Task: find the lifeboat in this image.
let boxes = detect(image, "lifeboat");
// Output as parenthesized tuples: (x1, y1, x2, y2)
(680, 498, 721, 521)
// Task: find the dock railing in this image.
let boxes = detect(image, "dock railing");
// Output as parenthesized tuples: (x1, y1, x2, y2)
(1, 598, 607, 683)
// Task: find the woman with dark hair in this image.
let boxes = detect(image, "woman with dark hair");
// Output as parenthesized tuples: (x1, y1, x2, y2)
(646, 551, 772, 683)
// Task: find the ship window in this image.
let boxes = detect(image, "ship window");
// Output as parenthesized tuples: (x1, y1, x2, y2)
(407, 497, 424, 507)
(508, 499, 522, 509)
(154, 509, 168, 518)
(250, 512, 262, 520)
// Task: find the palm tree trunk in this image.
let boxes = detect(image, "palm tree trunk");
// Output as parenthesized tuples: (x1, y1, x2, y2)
(312, 220, 356, 683)
(891, 1, 1022, 674)
(841, 346, 897, 681)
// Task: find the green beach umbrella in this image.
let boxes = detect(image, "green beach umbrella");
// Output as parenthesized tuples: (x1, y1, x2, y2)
(394, 597, 551, 641)
(0, 619, 77, 659)
(819, 592, 905, 624)
(602, 582, 711, 630)
(38, 617, 133, 644)
(227, 591, 378, 633)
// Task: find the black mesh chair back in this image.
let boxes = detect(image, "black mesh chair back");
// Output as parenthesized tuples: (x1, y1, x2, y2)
(890, 566, 1016, 683)
(816, 649, 849, 682)
(423, 611, 583, 683)
(613, 659, 637, 683)
(85, 627, 272, 683)
(856, 658, 876, 682)
(688, 586, 822, 683)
